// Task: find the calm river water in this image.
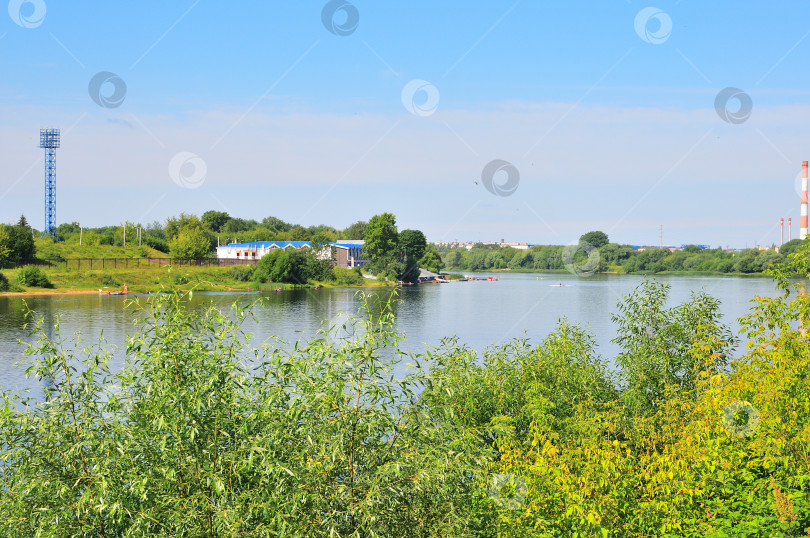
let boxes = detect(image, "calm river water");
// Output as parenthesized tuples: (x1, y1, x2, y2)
(0, 273, 782, 394)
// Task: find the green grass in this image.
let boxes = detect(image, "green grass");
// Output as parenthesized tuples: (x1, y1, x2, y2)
(34, 237, 164, 260)
(1, 264, 390, 294)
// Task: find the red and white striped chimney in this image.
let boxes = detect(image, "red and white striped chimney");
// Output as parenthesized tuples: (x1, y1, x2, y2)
(781, 218, 784, 246)
(802, 161, 809, 240)
(789, 217, 793, 241)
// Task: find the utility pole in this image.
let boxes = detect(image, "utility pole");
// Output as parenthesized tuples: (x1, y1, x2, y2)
(79, 225, 83, 246)
(659, 224, 663, 248)
(123, 223, 126, 247)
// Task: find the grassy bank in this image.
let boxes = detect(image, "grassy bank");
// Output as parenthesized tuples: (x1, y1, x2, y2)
(0, 263, 390, 295)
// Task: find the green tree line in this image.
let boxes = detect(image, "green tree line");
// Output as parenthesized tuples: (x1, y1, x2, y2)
(438, 231, 809, 275)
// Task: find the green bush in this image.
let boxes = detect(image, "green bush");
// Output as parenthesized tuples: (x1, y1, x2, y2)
(254, 248, 311, 284)
(331, 266, 364, 285)
(0, 272, 8, 292)
(227, 264, 255, 282)
(16, 265, 53, 288)
(100, 273, 118, 286)
(143, 235, 169, 253)
(172, 273, 189, 285)
(0, 292, 484, 536)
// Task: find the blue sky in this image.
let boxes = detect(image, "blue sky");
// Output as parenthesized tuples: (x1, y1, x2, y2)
(2, 1, 810, 247)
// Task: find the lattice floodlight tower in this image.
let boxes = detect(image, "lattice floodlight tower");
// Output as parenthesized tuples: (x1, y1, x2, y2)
(40, 128, 60, 239)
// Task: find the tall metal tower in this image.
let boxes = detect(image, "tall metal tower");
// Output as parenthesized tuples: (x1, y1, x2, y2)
(40, 128, 60, 239)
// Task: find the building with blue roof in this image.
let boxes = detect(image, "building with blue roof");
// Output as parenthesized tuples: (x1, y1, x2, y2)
(216, 240, 366, 268)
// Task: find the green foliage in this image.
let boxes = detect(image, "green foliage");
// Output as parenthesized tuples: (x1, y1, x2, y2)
(16, 265, 53, 288)
(438, 242, 782, 276)
(778, 238, 810, 257)
(0, 271, 8, 291)
(331, 266, 364, 285)
(0, 225, 11, 265)
(100, 273, 119, 286)
(398, 229, 427, 283)
(342, 220, 367, 240)
(201, 210, 231, 232)
(364, 213, 400, 279)
(3, 217, 36, 260)
(227, 264, 255, 282)
(169, 227, 212, 260)
(0, 293, 488, 536)
(418, 244, 445, 274)
(611, 279, 734, 419)
(142, 234, 169, 253)
(254, 248, 311, 284)
(580, 230, 609, 249)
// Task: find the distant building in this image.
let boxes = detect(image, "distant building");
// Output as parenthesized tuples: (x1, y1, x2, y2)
(215, 240, 367, 268)
(432, 241, 529, 250)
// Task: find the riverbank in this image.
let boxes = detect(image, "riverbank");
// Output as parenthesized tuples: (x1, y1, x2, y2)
(0, 264, 391, 296)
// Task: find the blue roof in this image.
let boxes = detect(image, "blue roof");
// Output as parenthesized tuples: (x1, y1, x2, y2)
(225, 241, 312, 248)
(223, 241, 364, 249)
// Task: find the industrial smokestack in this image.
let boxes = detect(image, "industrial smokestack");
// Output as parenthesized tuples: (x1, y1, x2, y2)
(789, 217, 793, 241)
(781, 218, 784, 246)
(802, 161, 809, 240)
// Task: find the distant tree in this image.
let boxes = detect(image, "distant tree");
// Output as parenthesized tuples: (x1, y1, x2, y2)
(307, 225, 338, 239)
(364, 213, 400, 279)
(683, 244, 703, 254)
(201, 211, 231, 233)
(262, 216, 292, 234)
(580, 231, 609, 249)
(732, 249, 760, 273)
(144, 221, 167, 240)
(169, 228, 211, 260)
(254, 248, 311, 284)
(287, 226, 310, 241)
(419, 244, 445, 274)
(779, 238, 810, 257)
(342, 220, 367, 240)
(5, 219, 36, 259)
(0, 226, 11, 265)
(221, 218, 253, 234)
(164, 214, 204, 240)
(55, 222, 81, 239)
(443, 249, 461, 269)
(754, 249, 782, 272)
(600, 243, 633, 264)
(399, 229, 427, 283)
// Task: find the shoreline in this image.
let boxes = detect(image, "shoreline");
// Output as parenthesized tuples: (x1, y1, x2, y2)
(1, 282, 391, 298)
